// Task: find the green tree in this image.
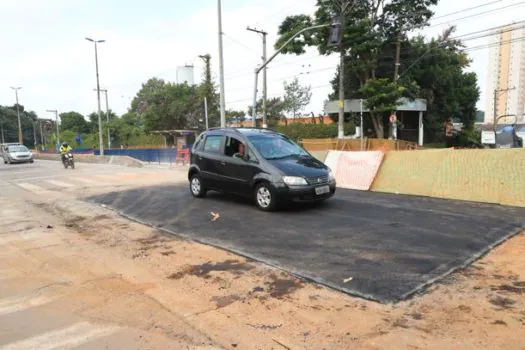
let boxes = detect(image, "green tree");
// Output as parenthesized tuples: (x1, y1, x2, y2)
(283, 77, 312, 118)
(225, 109, 245, 125)
(247, 97, 286, 126)
(197, 55, 220, 127)
(275, 0, 440, 138)
(60, 112, 90, 134)
(130, 78, 202, 132)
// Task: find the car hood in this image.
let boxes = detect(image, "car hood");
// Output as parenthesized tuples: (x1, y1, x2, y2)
(268, 155, 329, 177)
(11, 152, 32, 157)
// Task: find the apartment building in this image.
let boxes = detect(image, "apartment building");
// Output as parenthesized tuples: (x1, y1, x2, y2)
(485, 24, 525, 125)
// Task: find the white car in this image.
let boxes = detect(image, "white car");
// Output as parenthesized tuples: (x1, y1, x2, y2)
(2, 145, 34, 164)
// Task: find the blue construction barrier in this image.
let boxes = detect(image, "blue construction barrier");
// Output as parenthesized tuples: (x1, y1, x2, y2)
(93, 148, 186, 163)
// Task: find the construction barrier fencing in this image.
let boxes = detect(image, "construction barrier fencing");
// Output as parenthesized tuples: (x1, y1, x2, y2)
(325, 151, 384, 191)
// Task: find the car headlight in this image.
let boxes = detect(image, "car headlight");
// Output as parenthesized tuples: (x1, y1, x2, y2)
(328, 170, 335, 181)
(283, 176, 308, 186)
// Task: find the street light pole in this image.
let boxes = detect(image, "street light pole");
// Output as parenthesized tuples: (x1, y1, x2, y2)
(96, 88, 111, 148)
(217, 0, 226, 127)
(247, 27, 269, 128)
(86, 37, 105, 155)
(10, 87, 23, 145)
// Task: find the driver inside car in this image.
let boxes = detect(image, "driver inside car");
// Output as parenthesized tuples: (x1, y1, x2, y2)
(233, 142, 245, 159)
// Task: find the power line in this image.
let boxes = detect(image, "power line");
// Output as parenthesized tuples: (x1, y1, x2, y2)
(430, 1, 525, 27)
(431, 0, 503, 20)
(223, 33, 260, 56)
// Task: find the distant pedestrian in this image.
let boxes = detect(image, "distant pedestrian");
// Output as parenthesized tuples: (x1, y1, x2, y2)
(444, 118, 454, 148)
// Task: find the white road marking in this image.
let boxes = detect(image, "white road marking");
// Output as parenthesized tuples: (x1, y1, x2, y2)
(0, 294, 59, 316)
(45, 180, 74, 188)
(0, 322, 120, 350)
(74, 177, 100, 185)
(16, 183, 49, 193)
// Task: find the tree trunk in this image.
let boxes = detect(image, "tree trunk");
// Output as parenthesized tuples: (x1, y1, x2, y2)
(370, 113, 384, 139)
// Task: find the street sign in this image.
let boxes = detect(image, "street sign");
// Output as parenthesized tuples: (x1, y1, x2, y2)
(481, 130, 495, 144)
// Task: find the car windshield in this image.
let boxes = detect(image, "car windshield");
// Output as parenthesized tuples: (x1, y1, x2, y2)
(248, 134, 308, 160)
(8, 146, 29, 152)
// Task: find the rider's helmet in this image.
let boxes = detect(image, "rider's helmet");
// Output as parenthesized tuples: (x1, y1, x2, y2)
(62, 142, 68, 147)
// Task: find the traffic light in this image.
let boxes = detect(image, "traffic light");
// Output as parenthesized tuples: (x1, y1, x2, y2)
(328, 23, 341, 47)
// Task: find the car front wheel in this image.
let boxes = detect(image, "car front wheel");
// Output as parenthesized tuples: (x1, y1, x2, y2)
(254, 183, 276, 211)
(190, 174, 206, 198)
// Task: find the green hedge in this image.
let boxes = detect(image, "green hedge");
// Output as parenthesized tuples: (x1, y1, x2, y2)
(275, 123, 355, 141)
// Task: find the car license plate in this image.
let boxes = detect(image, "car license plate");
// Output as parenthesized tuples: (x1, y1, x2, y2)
(315, 185, 330, 195)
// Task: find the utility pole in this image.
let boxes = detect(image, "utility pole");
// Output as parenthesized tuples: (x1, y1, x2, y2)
(46, 109, 59, 146)
(10, 87, 23, 145)
(39, 120, 44, 150)
(493, 87, 516, 127)
(204, 97, 209, 130)
(252, 23, 332, 127)
(199, 54, 212, 128)
(86, 37, 105, 155)
(1, 123, 5, 144)
(96, 88, 111, 148)
(390, 32, 403, 141)
(32, 122, 37, 149)
(336, 1, 352, 139)
(217, 0, 226, 127)
(247, 26, 268, 128)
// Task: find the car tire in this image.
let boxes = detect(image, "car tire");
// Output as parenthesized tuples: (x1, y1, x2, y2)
(189, 173, 206, 198)
(29, 160, 34, 164)
(254, 182, 277, 211)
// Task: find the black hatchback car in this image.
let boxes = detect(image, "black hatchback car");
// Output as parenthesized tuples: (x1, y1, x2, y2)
(187, 128, 336, 211)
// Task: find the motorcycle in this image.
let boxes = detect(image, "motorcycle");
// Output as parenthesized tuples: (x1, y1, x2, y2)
(62, 152, 75, 169)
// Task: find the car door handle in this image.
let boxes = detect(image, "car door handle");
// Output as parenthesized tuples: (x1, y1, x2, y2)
(217, 161, 226, 166)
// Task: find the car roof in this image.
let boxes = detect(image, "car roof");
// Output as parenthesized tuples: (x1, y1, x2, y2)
(206, 127, 283, 137)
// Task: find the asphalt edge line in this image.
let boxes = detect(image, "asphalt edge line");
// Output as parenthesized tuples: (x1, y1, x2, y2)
(91, 201, 383, 304)
(399, 224, 525, 302)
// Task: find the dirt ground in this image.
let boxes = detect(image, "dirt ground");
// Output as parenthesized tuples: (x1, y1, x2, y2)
(1, 162, 524, 349)
(4, 196, 522, 349)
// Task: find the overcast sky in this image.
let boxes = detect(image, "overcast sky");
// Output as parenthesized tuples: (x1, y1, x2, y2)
(1, 0, 524, 120)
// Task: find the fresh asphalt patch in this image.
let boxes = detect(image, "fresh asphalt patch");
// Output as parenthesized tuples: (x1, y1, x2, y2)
(87, 185, 525, 303)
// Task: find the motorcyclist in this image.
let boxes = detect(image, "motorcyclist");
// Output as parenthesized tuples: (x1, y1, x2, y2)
(59, 142, 73, 164)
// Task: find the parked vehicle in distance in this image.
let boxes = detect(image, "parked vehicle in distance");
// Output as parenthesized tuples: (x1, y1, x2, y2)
(2, 144, 34, 164)
(188, 127, 336, 211)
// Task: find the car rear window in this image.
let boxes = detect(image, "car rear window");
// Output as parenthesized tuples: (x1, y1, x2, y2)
(203, 135, 222, 153)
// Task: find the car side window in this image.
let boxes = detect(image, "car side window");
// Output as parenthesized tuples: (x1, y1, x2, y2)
(224, 136, 258, 162)
(203, 135, 223, 153)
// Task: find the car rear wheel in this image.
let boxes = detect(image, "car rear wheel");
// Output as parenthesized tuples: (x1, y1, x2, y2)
(190, 174, 206, 198)
(254, 183, 276, 211)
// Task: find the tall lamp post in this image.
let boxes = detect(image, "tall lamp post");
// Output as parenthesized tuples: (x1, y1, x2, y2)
(86, 37, 105, 155)
(95, 88, 111, 148)
(10, 86, 23, 144)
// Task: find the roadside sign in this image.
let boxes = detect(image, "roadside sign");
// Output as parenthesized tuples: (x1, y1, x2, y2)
(481, 130, 495, 144)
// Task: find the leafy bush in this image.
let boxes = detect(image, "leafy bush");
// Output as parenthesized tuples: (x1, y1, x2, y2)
(274, 123, 355, 141)
(453, 129, 483, 148)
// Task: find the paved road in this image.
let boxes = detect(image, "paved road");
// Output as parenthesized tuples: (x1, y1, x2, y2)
(0, 159, 186, 200)
(0, 160, 209, 349)
(90, 185, 525, 303)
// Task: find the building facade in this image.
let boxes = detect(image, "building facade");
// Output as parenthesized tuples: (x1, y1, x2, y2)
(485, 24, 525, 125)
